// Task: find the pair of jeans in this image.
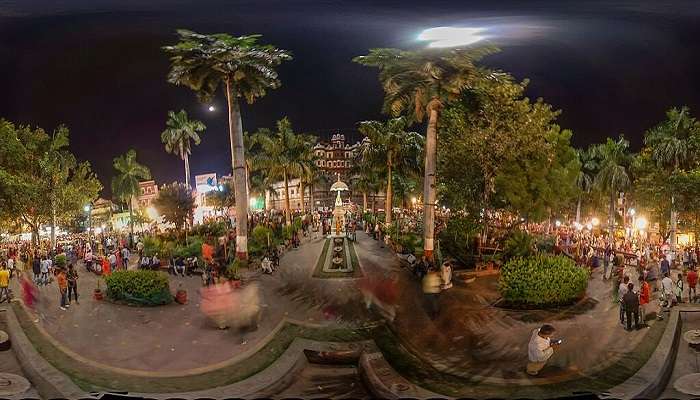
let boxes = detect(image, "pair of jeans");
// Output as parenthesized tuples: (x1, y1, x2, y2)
(67, 283, 78, 303)
(59, 290, 67, 308)
(625, 307, 639, 330)
(690, 287, 697, 301)
(40, 272, 49, 285)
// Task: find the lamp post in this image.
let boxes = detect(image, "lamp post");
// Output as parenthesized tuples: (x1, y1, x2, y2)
(84, 204, 92, 245)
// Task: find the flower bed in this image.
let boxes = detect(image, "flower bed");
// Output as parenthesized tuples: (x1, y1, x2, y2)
(499, 254, 588, 308)
(104, 270, 173, 306)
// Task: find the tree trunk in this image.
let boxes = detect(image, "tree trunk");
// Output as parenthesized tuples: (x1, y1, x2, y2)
(385, 152, 393, 224)
(671, 195, 677, 252)
(128, 199, 134, 247)
(226, 78, 248, 259)
(575, 195, 582, 224)
(299, 180, 305, 213)
(310, 183, 315, 212)
(608, 189, 615, 240)
(283, 170, 291, 225)
(184, 152, 190, 188)
(423, 102, 439, 262)
(363, 192, 368, 211)
(50, 202, 56, 250)
(372, 194, 376, 212)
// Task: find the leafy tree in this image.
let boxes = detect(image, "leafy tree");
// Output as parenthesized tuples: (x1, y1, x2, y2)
(575, 148, 598, 224)
(161, 109, 205, 188)
(251, 118, 311, 224)
(350, 155, 384, 211)
(643, 106, 700, 250)
(164, 29, 292, 259)
(0, 120, 101, 246)
(357, 117, 423, 223)
(354, 46, 497, 260)
(111, 150, 151, 243)
(592, 136, 633, 238)
(494, 128, 579, 223)
(153, 182, 195, 231)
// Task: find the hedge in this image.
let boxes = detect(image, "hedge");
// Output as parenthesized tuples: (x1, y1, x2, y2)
(499, 254, 588, 308)
(104, 270, 173, 306)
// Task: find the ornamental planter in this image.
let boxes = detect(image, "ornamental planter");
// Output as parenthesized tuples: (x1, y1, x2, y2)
(175, 287, 188, 304)
(93, 289, 104, 301)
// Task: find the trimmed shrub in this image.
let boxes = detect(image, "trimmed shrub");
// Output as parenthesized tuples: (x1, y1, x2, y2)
(105, 270, 173, 306)
(142, 236, 161, 257)
(499, 254, 588, 308)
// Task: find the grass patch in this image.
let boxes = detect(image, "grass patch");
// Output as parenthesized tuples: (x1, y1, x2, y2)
(11, 301, 373, 393)
(312, 238, 363, 279)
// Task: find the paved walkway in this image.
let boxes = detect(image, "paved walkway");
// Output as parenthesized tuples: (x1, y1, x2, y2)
(352, 232, 667, 383)
(660, 311, 700, 399)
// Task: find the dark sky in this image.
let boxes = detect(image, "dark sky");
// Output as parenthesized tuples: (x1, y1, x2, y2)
(2, 0, 700, 196)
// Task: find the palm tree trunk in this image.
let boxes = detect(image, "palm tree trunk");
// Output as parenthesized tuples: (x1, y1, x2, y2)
(283, 170, 291, 225)
(226, 78, 248, 259)
(128, 199, 134, 247)
(310, 183, 315, 212)
(423, 102, 439, 262)
(609, 189, 615, 240)
(385, 153, 393, 224)
(671, 195, 677, 252)
(299, 180, 305, 213)
(575, 195, 582, 224)
(184, 153, 190, 188)
(363, 192, 368, 211)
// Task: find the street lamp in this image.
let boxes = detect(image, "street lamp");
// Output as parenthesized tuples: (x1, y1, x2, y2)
(208, 105, 216, 112)
(591, 217, 600, 227)
(84, 204, 92, 244)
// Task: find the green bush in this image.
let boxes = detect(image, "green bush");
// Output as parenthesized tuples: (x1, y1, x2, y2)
(439, 216, 480, 265)
(503, 230, 535, 260)
(535, 235, 556, 253)
(142, 236, 161, 257)
(54, 254, 67, 268)
(190, 221, 228, 238)
(499, 254, 588, 308)
(252, 225, 273, 249)
(174, 236, 203, 259)
(104, 270, 173, 306)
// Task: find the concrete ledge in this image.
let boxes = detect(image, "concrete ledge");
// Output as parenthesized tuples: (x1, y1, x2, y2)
(358, 351, 444, 399)
(602, 306, 700, 399)
(0, 304, 86, 399)
(128, 339, 375, 398)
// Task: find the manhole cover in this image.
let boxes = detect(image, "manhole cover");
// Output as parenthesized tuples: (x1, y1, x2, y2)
(0, 373, 31, 396)
(674, 373, 700, 396)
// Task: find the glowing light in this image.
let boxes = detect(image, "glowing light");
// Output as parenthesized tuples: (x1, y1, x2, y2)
(555, 220, 561, 227)
(249, 197, 257, 207)
(208, 105, 215, 112)
(218, 184, 224, 191)
(635, 216, 648, 231)
(586, 223, 593, 230)
(418, 27, 485, 48)
(84, 205, 91, 212)
(591, 217, 600, 226)
(147, 206, 159, 220)
(628, 208, 636, 216)
(574, 222, 583, 231)
(411, 197, 417, 204)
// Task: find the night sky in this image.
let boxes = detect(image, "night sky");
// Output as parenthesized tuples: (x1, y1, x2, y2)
(2, 0, 700, 196)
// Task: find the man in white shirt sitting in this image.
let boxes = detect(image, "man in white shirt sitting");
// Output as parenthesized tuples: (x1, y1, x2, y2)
(527, 324, 559, 376)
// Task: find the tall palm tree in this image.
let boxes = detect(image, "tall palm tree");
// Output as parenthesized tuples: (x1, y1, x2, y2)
(644, 106, 700, 251)
(161, 109, 205, 188)
(300, 157, 323, 213)
(357, 117, 423, 223)
(351, 156, 383, 212)
(252, 118, 309, 225)
(354, 46, 496, 261)
(593, 136, 632, 239)
(164, 30, 292, 260)
(111, 150, 151, 245)
(575, 148, 598, 224)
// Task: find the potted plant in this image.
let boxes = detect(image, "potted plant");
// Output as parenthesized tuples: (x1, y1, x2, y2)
(94, 278, 104, 300)
(175, 283, 188, 304)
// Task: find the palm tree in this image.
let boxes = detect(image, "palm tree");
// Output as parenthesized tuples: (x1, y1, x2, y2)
(593, 136, 632, 239)
(164, 29, 292, 260)
(111, 150, 151, 245)
(351, 156, 383, 212)
(300, 158, 324, 213)
(252, 118, 309, 225)
(161, 109, 205, 188)
(357, 117, 423, 223)
(354, 46, 496, 261)
(575, 148, 598, 224)
(644, 107, 700, 251)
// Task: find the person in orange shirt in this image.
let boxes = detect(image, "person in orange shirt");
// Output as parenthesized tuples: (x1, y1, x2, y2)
(56, 268, 68, 310)
(638, 275, 651, 327)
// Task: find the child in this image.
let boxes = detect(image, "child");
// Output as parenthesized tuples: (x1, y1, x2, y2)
(675, 273, 685, 304)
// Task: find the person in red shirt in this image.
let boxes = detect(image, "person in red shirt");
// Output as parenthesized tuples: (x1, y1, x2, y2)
(687, 267, 697, 303)
(638, 275, 651, 326)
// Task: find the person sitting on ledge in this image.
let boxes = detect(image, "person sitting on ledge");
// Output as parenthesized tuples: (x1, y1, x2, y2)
(527, 324, 559, 376)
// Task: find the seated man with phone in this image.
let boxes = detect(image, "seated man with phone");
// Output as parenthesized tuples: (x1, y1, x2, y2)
(527, 324, 560, 376)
